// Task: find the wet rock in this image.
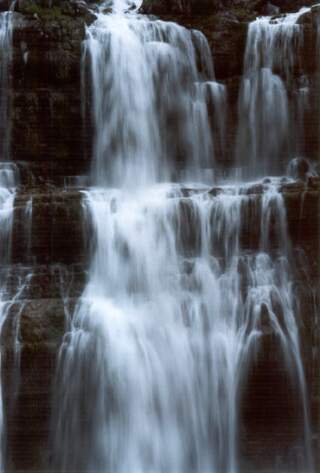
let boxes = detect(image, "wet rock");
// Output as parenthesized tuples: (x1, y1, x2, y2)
(10, 12, 92, 181)
(281, 181, 306, 193)
(261, 2, 279, 15)
(208, 186, 224, 196)
(140, 0, 315, 17)
(242, 183, 264, 195)
(259, 302, 274, 335)
(61, 0, 90, 17)
(1, 298, 74, 472)
(271, 0, 315, 12)
(15, 0, 96, 23)
(141, 0, 259, 16)
(308, 176, 320, 190)
(12, 188, 87, 265)
(284, 190, 319, 260)
(287, 157, 312, 180)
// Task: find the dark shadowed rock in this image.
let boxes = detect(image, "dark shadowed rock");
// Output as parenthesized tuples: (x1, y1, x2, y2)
(0, 0, 9, 11)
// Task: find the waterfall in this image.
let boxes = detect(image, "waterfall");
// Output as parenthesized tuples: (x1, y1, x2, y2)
(81, 8, 226, 186)
(52, 3, 315, 472)
(53, 182, 314, 473)
(236, 7, 313, 179)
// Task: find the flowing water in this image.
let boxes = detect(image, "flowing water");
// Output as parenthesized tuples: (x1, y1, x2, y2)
(82, 7, 225, 186)
(52, 2, 316, 472)
(236, 6, 314, 178)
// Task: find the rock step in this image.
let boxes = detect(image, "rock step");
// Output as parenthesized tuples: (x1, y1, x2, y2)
(9, 185, 319, 266)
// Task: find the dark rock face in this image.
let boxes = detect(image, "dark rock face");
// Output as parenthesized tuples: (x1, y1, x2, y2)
(11, 8, 93, 182)
(2, 186, 88, 472)
(140, 0, 317, 15)
(3, 299, 70, 472)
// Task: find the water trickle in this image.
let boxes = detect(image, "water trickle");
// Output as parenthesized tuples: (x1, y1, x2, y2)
(0, 8, 19, 469)
(0, 211, 15, 468)
(0, 176, 15, 471)
(24, 197, 33, 262)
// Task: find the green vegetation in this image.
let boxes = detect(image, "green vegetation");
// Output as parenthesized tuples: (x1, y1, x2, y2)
(23, 3, 64, 20)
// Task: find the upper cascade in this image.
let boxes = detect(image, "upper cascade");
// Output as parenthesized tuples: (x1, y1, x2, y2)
(236, 3, 319, 179)
(82, 7, 226, 187)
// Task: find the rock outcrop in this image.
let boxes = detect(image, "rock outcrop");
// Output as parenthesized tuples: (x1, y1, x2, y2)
(140, 0, 317, 16)
(10, 3, 94, 183)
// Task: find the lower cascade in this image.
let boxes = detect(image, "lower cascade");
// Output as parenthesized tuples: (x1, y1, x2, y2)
(53, 183, 314, 473)
(51, 2, 318, 473)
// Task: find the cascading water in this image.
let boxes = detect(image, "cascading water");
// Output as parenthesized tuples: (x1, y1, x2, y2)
(52, 2, 315, 472)
(53, 182, 314, 473)
(82, 6, 226, 185)
(236, 7, 314, 178)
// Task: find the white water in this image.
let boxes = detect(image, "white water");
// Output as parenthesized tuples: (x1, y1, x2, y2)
(24, 197, 33, 261)
(53, 181, 314, 473)
(236, 7, 313, 178)
(53, 3, 315, 472)
(82, 7, 226, 186)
